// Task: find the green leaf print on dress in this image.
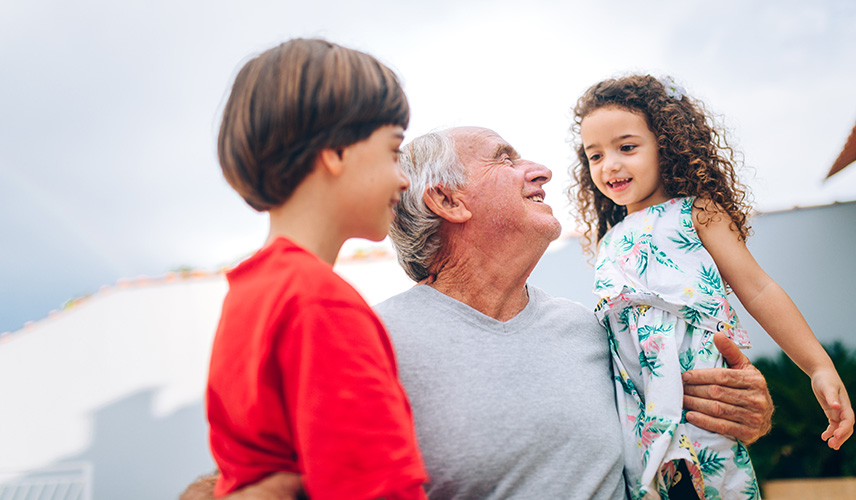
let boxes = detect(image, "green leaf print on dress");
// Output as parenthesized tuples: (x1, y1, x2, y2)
(670, 229, 703, 252)
(647, 203, 668, 217)
(679, 348, 695, 373)
(594, 277, 614, 291)
(697, 447, 728, 478)
(649, 241, 681, 271)
(639, 350, 664, 377)
(697, 264, 727, 296)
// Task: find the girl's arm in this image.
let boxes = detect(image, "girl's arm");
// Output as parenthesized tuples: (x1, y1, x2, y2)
(693, 200, 853, 449)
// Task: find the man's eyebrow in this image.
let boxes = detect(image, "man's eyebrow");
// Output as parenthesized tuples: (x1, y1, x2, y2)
(492, 143, 519, 159)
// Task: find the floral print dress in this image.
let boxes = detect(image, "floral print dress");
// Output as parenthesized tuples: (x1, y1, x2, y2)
(593, 197, 759, 500)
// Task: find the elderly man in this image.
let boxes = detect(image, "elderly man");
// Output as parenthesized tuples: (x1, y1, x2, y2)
(182, 127, 771, 500)
(373, 126, 771, 499)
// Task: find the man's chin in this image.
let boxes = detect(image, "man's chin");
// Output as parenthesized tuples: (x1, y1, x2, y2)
(541, 216, 562, 242)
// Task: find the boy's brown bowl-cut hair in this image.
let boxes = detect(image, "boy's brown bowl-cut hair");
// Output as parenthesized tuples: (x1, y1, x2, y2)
(218, 38, 410, 211)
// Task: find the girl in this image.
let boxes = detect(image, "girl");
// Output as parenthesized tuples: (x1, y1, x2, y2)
(570, 74, 853, 499)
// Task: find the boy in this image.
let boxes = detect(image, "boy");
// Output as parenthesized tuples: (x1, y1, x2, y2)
(207, 38, 427, 500)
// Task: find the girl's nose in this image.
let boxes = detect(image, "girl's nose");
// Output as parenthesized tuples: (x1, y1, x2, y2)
(604, 155, 621, 173)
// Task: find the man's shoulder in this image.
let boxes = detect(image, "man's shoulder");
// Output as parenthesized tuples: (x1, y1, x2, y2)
(528, 285, 594, 315)
(374, 286, 428, 319)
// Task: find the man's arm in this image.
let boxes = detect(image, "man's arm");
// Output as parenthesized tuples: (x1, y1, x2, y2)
(179, 472, 304, 500)
(682, 332, 774, 445)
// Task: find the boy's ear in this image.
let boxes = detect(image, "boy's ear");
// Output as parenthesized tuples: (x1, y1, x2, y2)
(423, 185, 471, 223)
(317, 148, 346, 177)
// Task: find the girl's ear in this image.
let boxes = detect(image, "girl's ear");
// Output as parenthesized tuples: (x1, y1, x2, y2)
(423, 185, 471, 223)
(317, 148, 346, 177)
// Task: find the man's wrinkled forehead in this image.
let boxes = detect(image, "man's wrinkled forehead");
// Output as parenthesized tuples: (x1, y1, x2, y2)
(448, 126, 517, 163)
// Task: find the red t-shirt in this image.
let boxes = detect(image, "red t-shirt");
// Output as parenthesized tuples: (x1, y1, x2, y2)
(207, 238, 427, 500)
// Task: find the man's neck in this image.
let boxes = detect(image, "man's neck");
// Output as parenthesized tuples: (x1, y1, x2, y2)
(428, 235, 546, 322)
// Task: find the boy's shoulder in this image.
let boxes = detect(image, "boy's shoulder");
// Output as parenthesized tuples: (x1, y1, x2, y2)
(229, 238, 366, 307)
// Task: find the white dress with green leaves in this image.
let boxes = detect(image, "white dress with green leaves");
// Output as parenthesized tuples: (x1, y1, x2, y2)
(593, 197, 760, 500)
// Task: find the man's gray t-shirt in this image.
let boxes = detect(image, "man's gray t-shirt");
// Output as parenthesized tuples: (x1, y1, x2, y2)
(375, 284, 626, 500)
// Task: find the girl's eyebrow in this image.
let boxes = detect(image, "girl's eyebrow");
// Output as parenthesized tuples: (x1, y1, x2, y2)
(585, 133, 641, 150)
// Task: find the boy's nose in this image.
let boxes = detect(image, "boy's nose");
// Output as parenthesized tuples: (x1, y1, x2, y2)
(398, 164, 411, 191)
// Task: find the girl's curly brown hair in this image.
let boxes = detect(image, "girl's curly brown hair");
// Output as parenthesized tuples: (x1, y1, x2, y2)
(568, 74, 753, 257)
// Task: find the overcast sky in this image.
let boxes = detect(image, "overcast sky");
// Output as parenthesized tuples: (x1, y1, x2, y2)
(2, 0, 855, 333)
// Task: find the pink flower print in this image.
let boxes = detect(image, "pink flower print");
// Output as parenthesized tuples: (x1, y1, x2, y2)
(639, 335, 663, 355)
(638, 421, 662, 448)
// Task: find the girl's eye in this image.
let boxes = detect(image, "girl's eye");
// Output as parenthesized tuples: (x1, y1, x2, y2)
(620, 144, 637, 152)
(588, 153, 602, 162)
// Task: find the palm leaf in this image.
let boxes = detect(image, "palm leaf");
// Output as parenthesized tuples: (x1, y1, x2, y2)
(695, 297, 724, 317)
(697, 264, 725, 294)
(740, 478, 761, 499)
(680, 305, 703, 326)
(679, 348, 695, 372)
(697, 447, 728, 477)
(636, 249, 649, 275)
(619, 233, 636, 253)
(639, 351, 663, 377)
(648, 203, 667, 216)
(669, 230, 703, 252)
(680, 197, 694, 215)
(594, 278, 613, 291)
(650, 242, 681, 270)
(637, 323, 673, 342)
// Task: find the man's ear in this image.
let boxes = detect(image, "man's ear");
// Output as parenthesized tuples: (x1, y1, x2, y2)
(423, 185, 471, 223)
(317, 148, 346, 177)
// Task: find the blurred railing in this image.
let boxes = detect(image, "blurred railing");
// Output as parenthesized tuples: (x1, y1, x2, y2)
(0, 462, 91, 500)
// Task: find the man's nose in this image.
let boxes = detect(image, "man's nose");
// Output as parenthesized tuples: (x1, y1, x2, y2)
(524, 160, 552, 185)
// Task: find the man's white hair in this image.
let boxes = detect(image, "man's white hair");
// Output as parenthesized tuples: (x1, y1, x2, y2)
(389, 130, 467, 282)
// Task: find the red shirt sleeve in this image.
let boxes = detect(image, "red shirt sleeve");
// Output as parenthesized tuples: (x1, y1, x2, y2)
(281, 301, 427, 500)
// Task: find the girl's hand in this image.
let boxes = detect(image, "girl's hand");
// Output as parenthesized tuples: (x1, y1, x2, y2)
(812, 368, 854, 450)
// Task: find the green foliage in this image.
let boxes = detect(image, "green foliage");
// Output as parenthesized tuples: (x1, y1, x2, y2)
(749, 342, 856, 480)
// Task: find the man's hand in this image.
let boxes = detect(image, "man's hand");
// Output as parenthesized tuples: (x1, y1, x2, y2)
(682, 332, 774, 444)
(179, 471, 305, 500)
